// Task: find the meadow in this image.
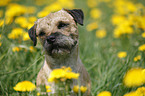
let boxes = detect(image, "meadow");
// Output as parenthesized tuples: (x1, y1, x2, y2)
(0, 0, 145, 96)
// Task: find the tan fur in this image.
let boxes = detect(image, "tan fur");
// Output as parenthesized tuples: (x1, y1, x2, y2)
(34, 9, 91, 95)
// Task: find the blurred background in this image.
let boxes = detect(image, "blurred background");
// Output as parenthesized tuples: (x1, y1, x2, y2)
(0, 0, 145, 95)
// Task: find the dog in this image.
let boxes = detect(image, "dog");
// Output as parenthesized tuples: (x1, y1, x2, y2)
(28, 9, 91, 95)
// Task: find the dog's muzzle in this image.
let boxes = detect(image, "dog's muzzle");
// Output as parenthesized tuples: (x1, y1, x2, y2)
(44, 32, 77, 57)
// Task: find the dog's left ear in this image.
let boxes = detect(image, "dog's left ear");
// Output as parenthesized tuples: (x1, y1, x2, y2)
(64, 9, 84, 26)
(28, 24, 37, 46)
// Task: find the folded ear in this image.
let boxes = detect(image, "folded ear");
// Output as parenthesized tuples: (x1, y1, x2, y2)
(28, 24, 37, 46)
(64, 9, 84, 26)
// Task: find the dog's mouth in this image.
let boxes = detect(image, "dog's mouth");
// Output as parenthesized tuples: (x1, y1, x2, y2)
(44, 41, 77, 57)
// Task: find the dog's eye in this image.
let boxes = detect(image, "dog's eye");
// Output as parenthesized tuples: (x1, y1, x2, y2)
(58, 22, 69, 29)
(39, 31, 45, 36)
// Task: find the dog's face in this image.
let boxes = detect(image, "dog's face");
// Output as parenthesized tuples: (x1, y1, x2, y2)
(28, 9, 84, 58)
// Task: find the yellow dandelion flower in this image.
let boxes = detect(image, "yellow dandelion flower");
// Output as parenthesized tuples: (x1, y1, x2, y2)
(45, 85, 51, 89)
(5, 3, 27, 24)
(141, 32, 145, 38)
(48, 67, 79, 82)
(0, 42, 2, 46)
(12, 47, 21, 52)
(65, 72, 79, 79)
(96, 29, 106, 38)
(15, 16, 28, 28)
(57, 0, 74, 8)
(80, 86, 87, 93)
(37, 10, 50, 18)
(111, 15, 126, 25)
(134, 55, 141, 62)
(0, 19, 4, 27)
(123, 68, 145, 87)
(136, 87, 145, 95)
(45, 85, 51, 93)
(73, 85, 79, 93)
(87, 0, 97, 8)
(97, 91, 112, 96)
(117, 51, 127, 58)
(0, 0, 11, 6)
(27, 23, 34, 29)
(90, 8, 101, 19)
(46, 89, 51, 93)
(29, 46, 36, 52)
(138, 44, 145, 51)
(0, 10, 3, 17)
(26, 6, 37, 14)
(37, 92, 40, 96)
(48, 68, 66, 82)
(86, 22, 98, 31)
(8, 28, 24, 39)
(22, 32, 30, 41)
(73, 85, 87, 93)
(13, 81, 36, 92)
(28, 16, 37, 23)
(123, 91, 137, 96)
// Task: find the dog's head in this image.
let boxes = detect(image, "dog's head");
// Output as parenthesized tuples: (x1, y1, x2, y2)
(28, 9, 84, 57)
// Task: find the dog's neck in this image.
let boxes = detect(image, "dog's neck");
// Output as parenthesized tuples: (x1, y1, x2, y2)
(45, 44, 79, 71)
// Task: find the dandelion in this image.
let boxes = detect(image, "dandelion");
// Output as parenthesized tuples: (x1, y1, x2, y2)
(0, 42, 2, 46)
(37, 92, 40, 96)
(12, 47, 21, 52)
(80, 86, 87, 93)
(29, 46, 36, 52)
(22, 32, 30, 41)
(111, 15, 126, 25)
(124, 87, 145, 96)
(0, 19, 4, 27)
(73, 85, 79, 93)
(87, 0, 97, 8)
(86, 22, 98, 31)
(123, 91, 137, 96)
(96, 29, 106, 38)
(65, 72, 79, 79)
(133, 55, 141, 62)
(97, 91, 112, 96)
(138, 44, 145, 51)
(37, 10, 50, 18)
(117, 51, 127, 58)
(48, 67, 79, 82)
(0, 10, 3, 17)
(8, 28, 24, 39)
(123, 68, 145, 87)
(73, 85, 87, 93)
(0, 0, 11, 6)
(141, 32, 145, 38)
(13, 81, 36, 92)
(136, 87, 145, 95)
(45, 85, 51, 93)
(26, 6, 37, 14)
(90, 8, 101, 19)
(28, 16, 37, 23)
(5, 3, 27, 24)
(15, 16, 28, 28)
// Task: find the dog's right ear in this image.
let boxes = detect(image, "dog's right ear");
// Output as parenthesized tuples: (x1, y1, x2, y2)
(28, 24, 37, 46)
(64, 9, 84, 26)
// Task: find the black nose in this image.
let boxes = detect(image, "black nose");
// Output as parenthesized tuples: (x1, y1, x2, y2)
(47, 35, 56, 44)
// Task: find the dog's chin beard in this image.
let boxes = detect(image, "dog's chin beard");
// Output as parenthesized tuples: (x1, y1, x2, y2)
(44, 41, 77, 58)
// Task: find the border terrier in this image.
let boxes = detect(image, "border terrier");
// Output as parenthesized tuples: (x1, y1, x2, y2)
(28, 9, 91, 95)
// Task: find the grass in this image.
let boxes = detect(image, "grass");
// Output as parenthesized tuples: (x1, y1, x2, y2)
(0, 0, 145, 95)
